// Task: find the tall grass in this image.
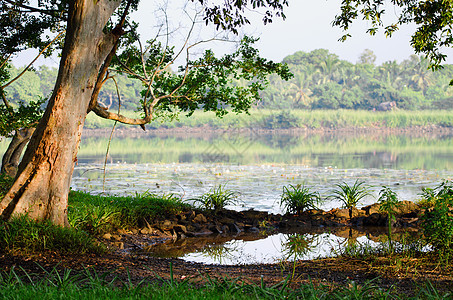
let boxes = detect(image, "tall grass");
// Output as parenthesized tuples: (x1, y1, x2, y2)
(83, 109, 453, 130)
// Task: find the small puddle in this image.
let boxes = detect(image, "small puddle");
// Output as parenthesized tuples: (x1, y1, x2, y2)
(137, 228, 420, 265)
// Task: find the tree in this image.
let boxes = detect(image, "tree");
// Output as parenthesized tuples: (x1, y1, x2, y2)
(334, 0, 453, 70)
(0, 0, 291, 226)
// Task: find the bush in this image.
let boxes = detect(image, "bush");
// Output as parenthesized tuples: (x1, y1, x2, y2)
(329, 180, 372, 219)
(260, 111, 299, 129)
(420, 181, 453, 257)
(280, 184, 321, 215)
(190, 184, 239, 212)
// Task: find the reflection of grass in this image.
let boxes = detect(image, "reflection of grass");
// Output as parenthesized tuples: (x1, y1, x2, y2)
(200, 243, 238, 264)
(76, 133, 453, 169)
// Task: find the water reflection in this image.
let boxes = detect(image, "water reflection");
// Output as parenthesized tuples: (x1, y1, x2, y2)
(75, 131, 453, 170)
(71, 162, 451, 213)
(139, 228, 419, 265)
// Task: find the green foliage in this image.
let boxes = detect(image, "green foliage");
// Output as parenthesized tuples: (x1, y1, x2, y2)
(378, 187, 401, 219)
(190, 184, 239, 212)
(0, 173, 14, 199)
(420, 181, 453, 257)
(0, 215, 103, 255)
(280, 184, 321, 215)
(115, 36, 292, 120)
(330, 180, 372, 219)
(378, 186, 402, 252)
(0, 99, 44, 137)
(333, 0, 453, 70)
(259, 111, 299, 129)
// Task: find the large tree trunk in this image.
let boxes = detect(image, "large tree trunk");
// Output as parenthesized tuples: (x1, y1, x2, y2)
(0, 0, 121, 226)
(1, 128, 35, 178)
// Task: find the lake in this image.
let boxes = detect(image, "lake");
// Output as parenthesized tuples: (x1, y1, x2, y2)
(71, 130, 453, 213)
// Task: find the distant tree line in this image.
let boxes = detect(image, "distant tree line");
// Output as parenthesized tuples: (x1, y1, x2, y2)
(6, 48, 453, 111)
(260, 49, 453, 110)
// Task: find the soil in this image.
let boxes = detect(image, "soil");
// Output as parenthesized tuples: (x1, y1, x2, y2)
(1, 202, 452, 296)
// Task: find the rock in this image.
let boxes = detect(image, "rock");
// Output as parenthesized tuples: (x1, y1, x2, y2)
(193, 214, 207, 223)
(332, 208, 350, 219)
(363, 213, 386, 226)
(394, 201, 419, 216)
(173, 224, 187, 233)
(229, 223, 242, 233)
(192, 228, 214, 236)
(140, 227, 152, 234)
(113, 242, 124, 249)
(248, 227, 259, 233)
(362, 203, 381, 215)
(111, 234, 122, 241)
(160, 220, 174, 231)
(218, 217, 234, 224)
(102, 233, 112, 240)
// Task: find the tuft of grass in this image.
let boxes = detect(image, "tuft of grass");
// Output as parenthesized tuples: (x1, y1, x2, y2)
(0, 215, 104, 255)
(330, 180, 372, 219)
(189, 184, 240, 213)
(279, 184, 321, 215)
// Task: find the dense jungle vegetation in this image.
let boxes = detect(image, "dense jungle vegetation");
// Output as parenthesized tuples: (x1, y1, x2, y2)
(6, 49, 453, 112)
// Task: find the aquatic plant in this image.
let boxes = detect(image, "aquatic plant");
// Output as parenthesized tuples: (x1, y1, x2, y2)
(190, 184, 239, 212)
(420, 180, 453, 259)
(378, 186, 402, 252)
(330, 180, 372, 219)
(279, 184, 321, 215)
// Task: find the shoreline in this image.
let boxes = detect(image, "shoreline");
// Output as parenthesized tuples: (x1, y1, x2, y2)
(81, 124, 453, 138)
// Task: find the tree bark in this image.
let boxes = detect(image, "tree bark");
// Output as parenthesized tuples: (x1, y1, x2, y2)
(1, 128, 36, 178)
(0, 0, 121, 226)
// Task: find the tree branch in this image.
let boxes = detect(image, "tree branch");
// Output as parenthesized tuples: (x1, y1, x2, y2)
(3, 0, 65, 19)
(1, 30, 65, 89)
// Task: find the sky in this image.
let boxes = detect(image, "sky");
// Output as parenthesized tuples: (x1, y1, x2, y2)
(11, 0, 453, 67)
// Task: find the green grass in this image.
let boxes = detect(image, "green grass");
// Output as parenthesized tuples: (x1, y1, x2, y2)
(0, 189, 193, 255)
(0, 265, 451, 299)
(68, 191, 192, 234)
(0, 215, 104, 255)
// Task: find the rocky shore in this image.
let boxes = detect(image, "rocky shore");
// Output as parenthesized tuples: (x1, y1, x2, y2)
(101, 200, 421, 251)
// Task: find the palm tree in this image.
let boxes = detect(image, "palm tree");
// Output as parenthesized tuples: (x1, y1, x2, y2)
(409, 56, 433, 93)
(286, 68, 314, 107)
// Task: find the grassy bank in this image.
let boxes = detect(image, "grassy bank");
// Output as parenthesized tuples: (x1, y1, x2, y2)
(83, 109, 453, 130)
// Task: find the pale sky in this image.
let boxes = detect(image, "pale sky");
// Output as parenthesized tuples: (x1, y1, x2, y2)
(11, 0, 453, 67)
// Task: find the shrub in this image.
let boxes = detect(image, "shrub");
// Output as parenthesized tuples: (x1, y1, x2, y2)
(190, 184, 239, 212)
(260, 111, 299, 129)
(279, 184, 321, 215)
(378, 186, 401, 252)
(420, 180, 453, 257)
